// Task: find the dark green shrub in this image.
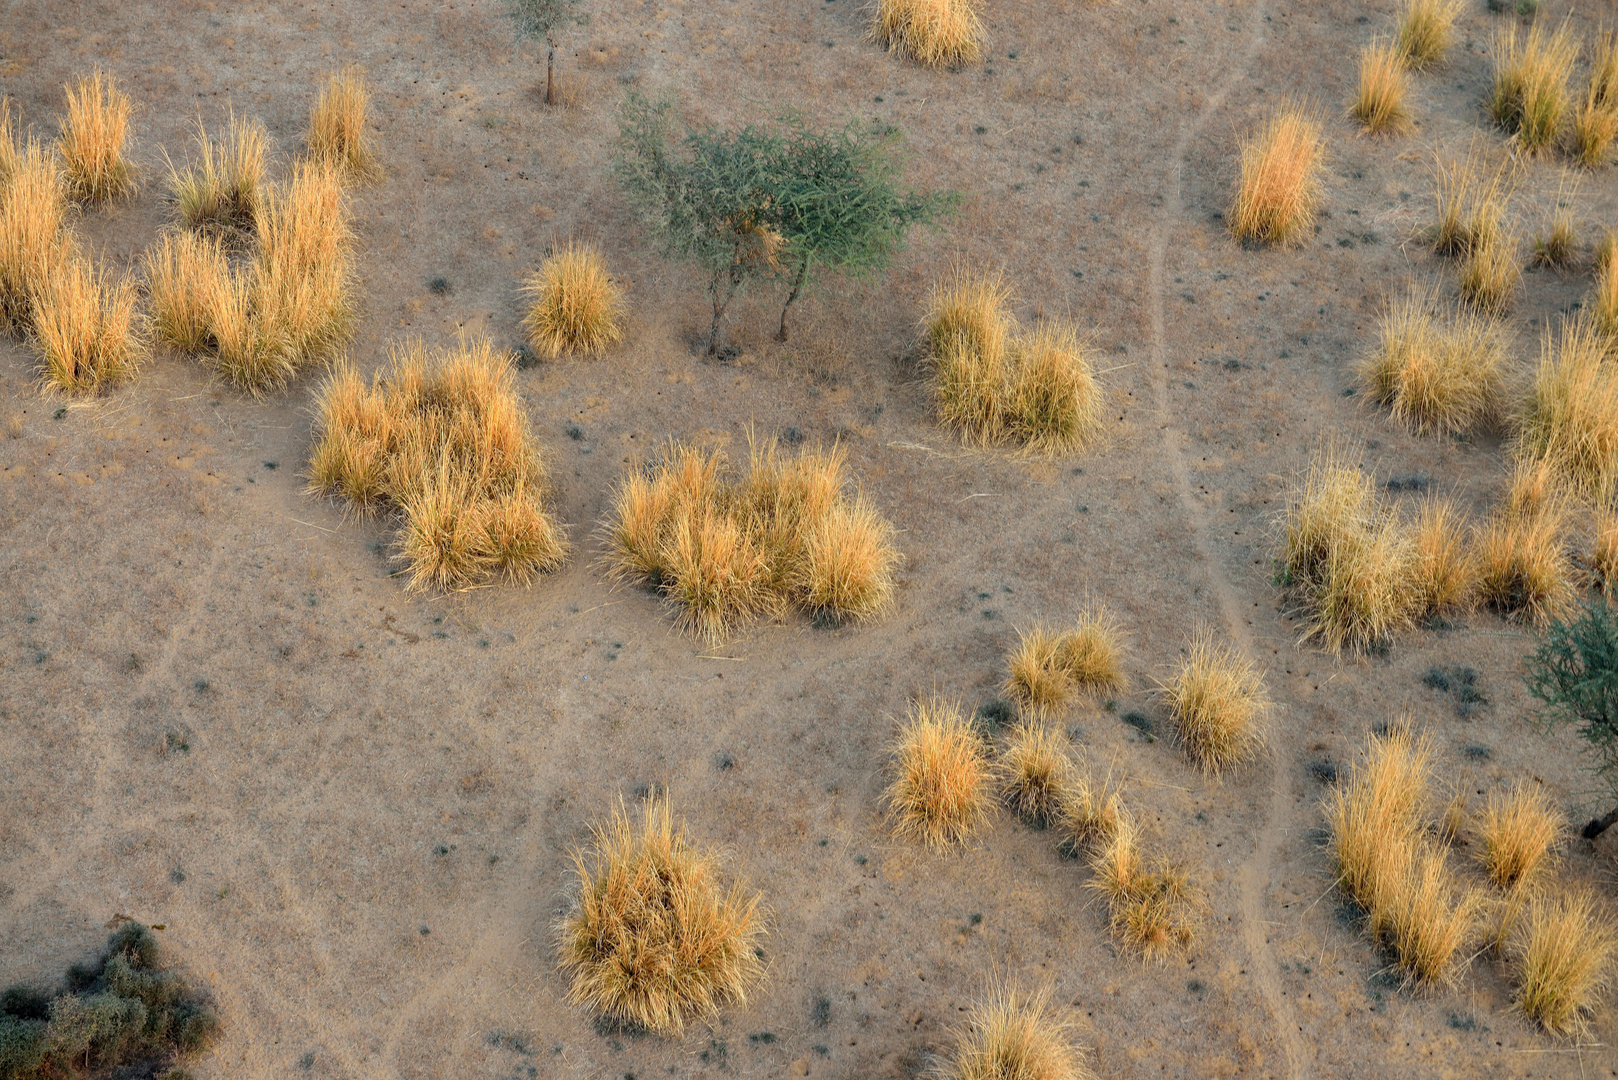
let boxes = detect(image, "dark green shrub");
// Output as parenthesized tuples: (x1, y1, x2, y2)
(0, 924, 217, 1080)
(1523, 601, 1618, 836)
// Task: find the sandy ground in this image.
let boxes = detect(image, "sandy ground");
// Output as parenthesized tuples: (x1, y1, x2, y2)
(4, 0, 1618, 1077)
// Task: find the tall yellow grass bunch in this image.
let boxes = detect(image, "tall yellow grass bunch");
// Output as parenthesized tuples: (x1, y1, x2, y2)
(939, 983, 1097, 1080)
(1003, 611, 1126, 718)
(1430, 147, 1513, 259)
(57, 71, 135, 203)
(922, 268, 1103, 452)
(1595, 234, 1618, 338)
(1396, 0, 1462, 68)
(1593, 506, 1618, 595)
(1159, 629, 1269, 775)
(307, 337, 569, 592)
(1410, 496, 1476, 615)
(1488, 19, 1579, 155)
(1514, 317, 1618, 502)
(1458, 224, 1521, 316)
(1577, 30, 1618, 167)
(1086, 815, 1199, 960)
(307, 69, 377, 180)
(1352, 39, 1412, 135)
(167, 113, 268, 233)
(870, 0, 983, 69)
(602, 436, 898, 640)
(1361, 286, 1506, 435)
(998, 722, 1073, 826)
(885, 697, 994, 850)
(557, 798, 765, 1036)
(1512, 890, 1618, 1035)
(145, 230, 229, 353)
(520, 241, 625, 358)
(1057, 765, 1126, 850)
(0, 140, 72, 333)
(1530, 176, 1578, 269)
(1478, 784, 1563, 890)
(1229, 104, 1325, 247)
(30, 255, 144, 396)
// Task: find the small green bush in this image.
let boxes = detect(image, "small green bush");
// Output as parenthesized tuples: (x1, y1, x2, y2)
(0, 924, 218, 1080)
(1524, 601, 1618, 837)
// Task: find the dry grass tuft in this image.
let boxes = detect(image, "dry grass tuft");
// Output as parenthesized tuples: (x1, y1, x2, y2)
(557, 798, 764, 1036)
(1057, 765, 1126, 850)
(1458, 224, 1521, 315)
(940, 982, 1096, 1080)
(1352, 39, 1413, 135)
(998, 723, 1073, 827)
(145, 230, 228, 353)
(602, 437, 898, 640)
(1512, 889, 1618, 1035)
(168, 113, 268, 234)
(1410, 496, 1476, 616)
(870, 0, 983, 69)
(57, 71, 135, 203)
(922, 269, 1103, 452)
(1479, 784, 1563, 890)
(1229, 104, 1325, 247)
(1595, 233, 1618, 338)
(1430, 147, 1513, 259)
(1574, 30, 1618, 168)
(1396, 0, 1462, 68)
(1087, 815, 1199, 960)
(307, 337, 569, 591)
(1384, 844, 1482, 985)
(1361, 286, 1506, 435)
(521, 241, 625, 358)
(1515, 317, 1618, 501)
(1159, 629, 1269, 775)
(885, 697, 994, 850)
(0, 140, 72, 333)
(1003, 611, 1127, 719)
(1592, 506, 1618, 595)
(1489, 20, 1579, 155)
(1531, 174, 1578, 270)
(1280, 445, 1375, 589)
(307, 69, 377, 181)
(30, 254, 144, 395)
(1473, 497, 1574, 625)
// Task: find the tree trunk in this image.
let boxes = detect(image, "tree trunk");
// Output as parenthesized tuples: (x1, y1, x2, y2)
(545, 46, 556, 106)
(776, 258, 809, 342)
(1582, 804, 1618, 839)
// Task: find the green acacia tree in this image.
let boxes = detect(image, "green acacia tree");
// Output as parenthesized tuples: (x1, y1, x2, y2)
(614, 93, 950, 355)
(509, 0, 581, 106)
(1523, 601, 1618, 837)
(766, 119, 950, 342)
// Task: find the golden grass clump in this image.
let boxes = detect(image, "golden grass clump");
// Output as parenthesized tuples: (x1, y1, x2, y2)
(938, 983, 1097, 1080)
(1431, 147, 1513, 259)
(1087, 815, 1198, 960)
(144, 230, 228, 353)
(1396, 0, 1462, 68)
(602, 437, 898, 640)
(307, 69, 377, 180)
(1574, 30, 1618, 168)
(168, 113, 268, 233)
(0, 140, 71, 333)
(1478, 784, 1563, 890)
(870, 0, 983, 69)
(30, 255, 144, 396)
(1228, 104, 1325, 247)
(520, 241, 625, 358)
(1361, 286, 1506, 435)
(922, 269, 1103, 452)
(1458, 224, 1521, 315)
(1057, 766, 1126, 850)
(1514, 317, 1618, 501)
(1512, 890, 1618, 1035)
(1383, 844, 1481, 985)
(1473, 495, 1574, 626)
(1595, 234, 1618, 338)
(1003, 611, 1127, 719)
(57, 71, 134, 203)
(1159, 629, 1269, 775)
(885, 698, 994, 850)
(307, 337, 569, 592)
(1351, 39, 1412, 135)
(1488, 20, 1579, 155)
(998, 723, 1073, 827)
(1410, 496, 1476, 615)
(557, 798, 764, 1036)
(1531, 190, 1578, 271)
(1593, 507, 1618, 595)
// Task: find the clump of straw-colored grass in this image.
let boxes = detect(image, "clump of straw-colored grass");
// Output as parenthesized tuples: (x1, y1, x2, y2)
(998, 723, 1074, 827)
(1410, 496, 1476, 616)
(1458, 224, 1521, 315)
(870, 0, 983, 69)
(1514, 317, 1618, 501)
(1352, 39, 1412, 135)
(1361, 285, 1506, 435)
(1575, 30, 1618, 167)
(1229, 104, 1325, 247)
(922, 268, 1103, 452)
(1430, 146, 1513, 260)
(1478, 784, 1563, 890)
(167, 113, 267, 234)
(57, 71, 135, 203)
(145, 230, 228, 353)
(885, 697, 994, 850)
(1473, 463, 1575, 625)
(1086, 815, 1199, 960)
(307, 337, 569, 592)
(1512, 890, 1618, 1035)
(1592, 506, 1618, 595)
(1594, 232, 1618, 338)
(307, 68, 377, 181)
(1396, 0, 1463, 68)
(1488, 19, 1579, 155)
(30, 255, 144, 396)
(939, 982, 1098, 1080)
(0, 140, 72, 333)
(1159, 628, 1269, 775)
(520, 240, 625, 358)
(557, 798, 764, 1036)
(1002, 611, 1127, 718)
